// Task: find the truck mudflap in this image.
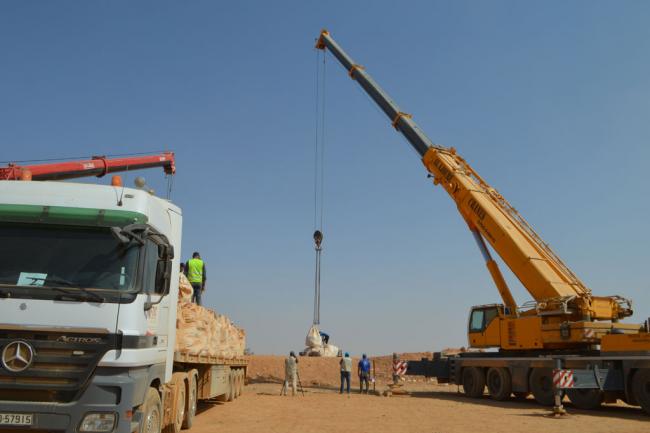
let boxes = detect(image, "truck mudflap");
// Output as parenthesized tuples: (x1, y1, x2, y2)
(0, 367, 155, 433)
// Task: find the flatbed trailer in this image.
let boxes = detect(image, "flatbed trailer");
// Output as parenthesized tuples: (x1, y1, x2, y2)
(407, 350, 650, 413)
(162, 352, 247, 431)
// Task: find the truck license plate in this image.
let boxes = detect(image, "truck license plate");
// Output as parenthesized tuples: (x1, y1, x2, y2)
(0, 413, 33, 426)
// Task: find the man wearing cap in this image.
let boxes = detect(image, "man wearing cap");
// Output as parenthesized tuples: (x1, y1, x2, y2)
(339, 352, 352, 394)
(358, 354, 371, 394)
(282, 351, 299, 396)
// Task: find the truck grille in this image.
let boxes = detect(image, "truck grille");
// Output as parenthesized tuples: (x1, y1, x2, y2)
(0, 329, 114, 403)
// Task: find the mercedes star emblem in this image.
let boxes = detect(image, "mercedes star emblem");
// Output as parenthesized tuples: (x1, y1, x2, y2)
(1, 341, 35, 373)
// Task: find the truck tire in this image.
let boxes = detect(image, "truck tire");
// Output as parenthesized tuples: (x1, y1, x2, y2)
(462, 367, 486, 398)
(227, 371, 235, 402)
(164, 373, 187, 433)
(235, 370, 242, 397)
(566, 388, 603, 410)
(529, 368, 556, 406)
(141, 388, 163, 433)
(632, 369, 650, 415)
(183, 371, 198, 429)
(487, 368, 512, 401)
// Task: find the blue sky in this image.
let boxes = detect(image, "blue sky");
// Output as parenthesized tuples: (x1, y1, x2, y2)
(1, 1, 649, 355)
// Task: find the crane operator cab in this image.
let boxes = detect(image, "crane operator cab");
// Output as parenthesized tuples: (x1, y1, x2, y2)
(468, 304, 505, 348)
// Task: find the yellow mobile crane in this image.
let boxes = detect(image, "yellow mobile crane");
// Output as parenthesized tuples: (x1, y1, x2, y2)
(316, 30, 650, 412)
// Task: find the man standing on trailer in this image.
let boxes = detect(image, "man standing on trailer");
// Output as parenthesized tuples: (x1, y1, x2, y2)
(358, 354, 371, 394)
(282, 351, 299, 396)
(185, 251, 206, 305)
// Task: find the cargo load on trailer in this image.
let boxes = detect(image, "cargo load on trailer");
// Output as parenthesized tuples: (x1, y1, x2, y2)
(175, 274, 246, 358)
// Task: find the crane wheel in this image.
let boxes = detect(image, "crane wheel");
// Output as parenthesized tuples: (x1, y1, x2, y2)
(529, 368, 556, 406)
(566, 388, 603, 410)
(462, 367, 486, 398)
(487, 368, 512, 401)
(632, 369, 650, 415)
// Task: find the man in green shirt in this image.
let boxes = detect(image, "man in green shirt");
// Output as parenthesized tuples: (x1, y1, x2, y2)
(185, 252, 207, 305)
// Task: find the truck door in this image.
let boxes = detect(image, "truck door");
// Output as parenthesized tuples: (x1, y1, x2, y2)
(468, 305, 502, 348)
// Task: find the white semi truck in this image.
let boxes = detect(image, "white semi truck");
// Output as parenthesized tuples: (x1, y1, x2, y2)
(0, 154, 247, 433)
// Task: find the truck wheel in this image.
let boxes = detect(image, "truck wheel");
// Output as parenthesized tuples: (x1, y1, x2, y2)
(235, 370, 242, 397)
(142, 388, 162, 433)
(164, 373, 187, 433)
(487, 368, 512, 401)
(227, 371, 235, 402)
(567, 389, 603, 410)
(632, 369, 650, 415)
(462, 367, 486, 398)
(182, 371, 198, 429)
(529, 368, 556, 406)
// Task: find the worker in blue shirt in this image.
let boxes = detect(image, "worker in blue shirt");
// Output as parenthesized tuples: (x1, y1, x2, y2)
(358, 353, 371, 394)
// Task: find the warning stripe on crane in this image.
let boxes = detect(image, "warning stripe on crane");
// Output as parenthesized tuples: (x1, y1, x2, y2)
(583, 328, 596, 340)
(393, 360, 408, 376)
(552, 369, 575, 389)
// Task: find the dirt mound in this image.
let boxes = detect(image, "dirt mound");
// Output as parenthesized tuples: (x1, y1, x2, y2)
(246, 352, 434, 388)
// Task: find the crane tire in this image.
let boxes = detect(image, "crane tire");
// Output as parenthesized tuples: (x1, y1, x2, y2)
(529, 368, 556, 406)
(632, 369, 650, 415)
(566, 388, 603, 410)
(487, 367, 512, 401)
(462, 367, 486, 398)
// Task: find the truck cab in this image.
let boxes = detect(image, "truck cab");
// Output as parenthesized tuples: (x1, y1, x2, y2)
(0, 180, 182, 433)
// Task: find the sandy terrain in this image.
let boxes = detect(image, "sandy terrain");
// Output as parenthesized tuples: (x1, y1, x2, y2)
(190, 382, 648, 433)
(186, 355, 649, 433)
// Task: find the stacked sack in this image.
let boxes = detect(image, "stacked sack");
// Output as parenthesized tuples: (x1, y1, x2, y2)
(175, 276, 246, 358)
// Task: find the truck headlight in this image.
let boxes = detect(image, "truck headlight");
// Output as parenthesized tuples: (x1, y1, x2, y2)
(79, 413, 116, 432)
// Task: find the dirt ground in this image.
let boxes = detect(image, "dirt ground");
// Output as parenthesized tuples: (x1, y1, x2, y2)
(188, 355, 649, 433)
(190, 382, 648, 433)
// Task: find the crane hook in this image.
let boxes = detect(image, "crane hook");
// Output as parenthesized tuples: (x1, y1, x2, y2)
(313, 230, 323, 249)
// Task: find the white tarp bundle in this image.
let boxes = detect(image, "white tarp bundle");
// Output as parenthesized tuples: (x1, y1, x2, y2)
(305, 324, 323, 348)
(303, 324, 340, 357)
(175, 276, 246, 358)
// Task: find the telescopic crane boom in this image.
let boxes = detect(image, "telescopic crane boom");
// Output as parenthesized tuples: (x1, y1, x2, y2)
(0, 152, 175, 181)
(316, 30, 638, 351)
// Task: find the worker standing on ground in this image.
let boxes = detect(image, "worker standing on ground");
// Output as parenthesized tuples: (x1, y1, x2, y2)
(185, 252, 206, 305)
(358, 354, 371, 394)
(340, 352, 352, 394)
(282, 351, 299, 396)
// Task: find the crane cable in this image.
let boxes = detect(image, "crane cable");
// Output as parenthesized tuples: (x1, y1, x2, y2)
(312, 48, 327, 326)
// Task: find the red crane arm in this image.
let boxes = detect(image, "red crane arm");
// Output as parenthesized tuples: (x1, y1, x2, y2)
(0, 152, 175, 181)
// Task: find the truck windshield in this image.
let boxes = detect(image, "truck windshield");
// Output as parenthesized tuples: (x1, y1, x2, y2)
(0, 223, 139, 292)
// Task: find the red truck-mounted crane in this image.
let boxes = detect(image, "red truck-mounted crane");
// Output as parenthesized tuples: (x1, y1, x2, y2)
(0, 152, 175, 181)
